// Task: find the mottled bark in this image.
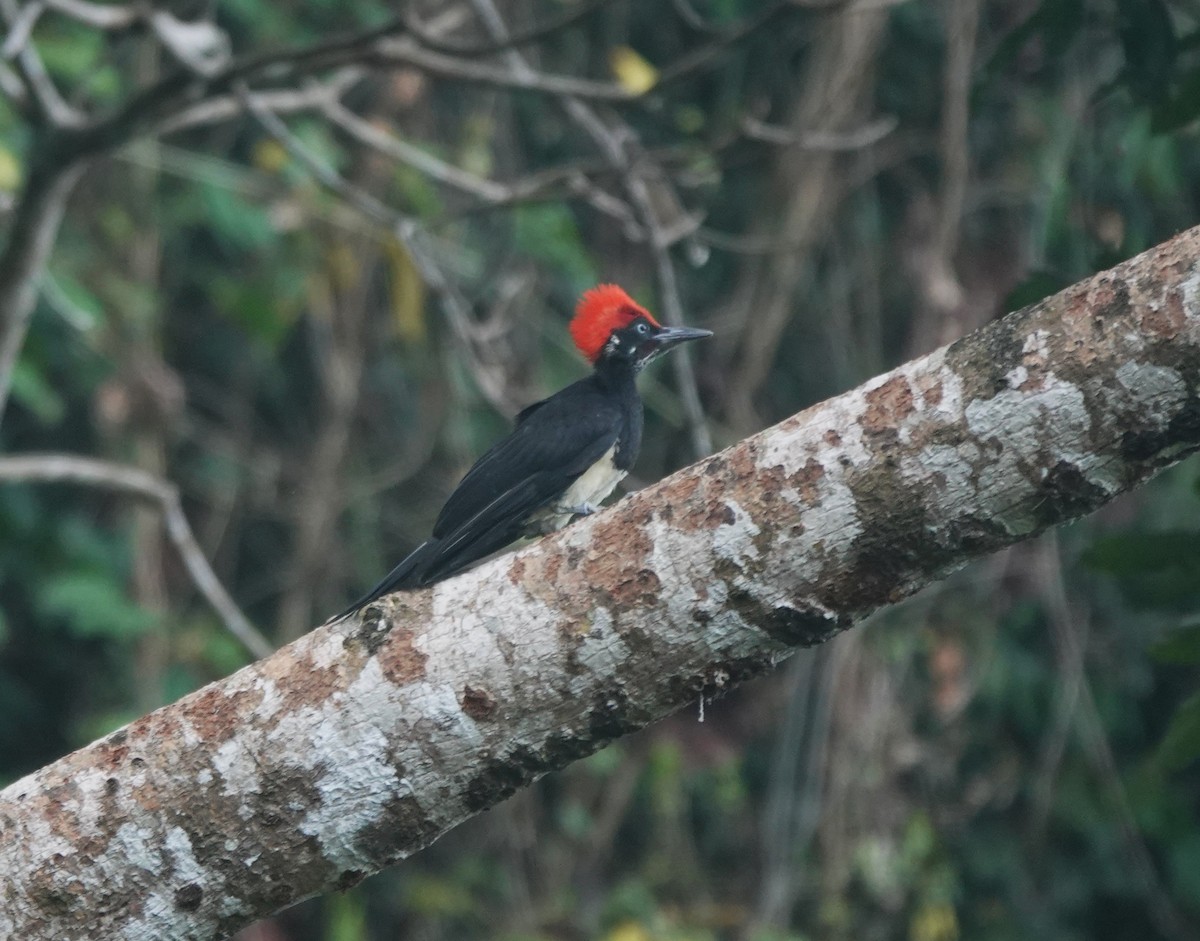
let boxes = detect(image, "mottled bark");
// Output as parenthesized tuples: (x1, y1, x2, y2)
(5, 227, 1200, 939)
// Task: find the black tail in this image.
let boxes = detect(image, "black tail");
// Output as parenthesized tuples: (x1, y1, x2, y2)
(324, 539, 439, 624)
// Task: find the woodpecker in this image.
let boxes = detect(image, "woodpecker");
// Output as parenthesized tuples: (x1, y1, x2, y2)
(329, 284, 711, 621)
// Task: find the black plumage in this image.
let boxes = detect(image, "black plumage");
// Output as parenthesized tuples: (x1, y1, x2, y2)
(328, 288, 710, 622)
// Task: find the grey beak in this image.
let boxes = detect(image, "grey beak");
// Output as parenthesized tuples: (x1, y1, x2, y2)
(650, 325, 714, 350)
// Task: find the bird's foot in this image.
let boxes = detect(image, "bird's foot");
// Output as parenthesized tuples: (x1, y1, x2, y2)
(563, 502, 598, 517)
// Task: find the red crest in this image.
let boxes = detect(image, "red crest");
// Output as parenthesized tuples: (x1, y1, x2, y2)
(569, 285, 659, 363)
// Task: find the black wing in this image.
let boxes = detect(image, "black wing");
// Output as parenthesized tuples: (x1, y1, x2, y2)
(326, 378, 624, 623)
(325, 378, 622, 623)
(431, 377, 620, 540)
(416, 385, 621, 583)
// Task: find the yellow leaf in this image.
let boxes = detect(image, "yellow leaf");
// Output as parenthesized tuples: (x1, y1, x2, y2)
(0, 146, 21, 191)
(609, 46, 658, 95)
(910, 902, 959, 941)
(604, 920, 653, 941)
(327, 243, 361, 293)
(384, 238, 427, 343)
(252, 138, 289, 174)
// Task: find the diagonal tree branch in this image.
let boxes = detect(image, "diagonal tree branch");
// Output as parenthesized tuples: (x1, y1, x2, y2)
(4, 225, 1200, 940)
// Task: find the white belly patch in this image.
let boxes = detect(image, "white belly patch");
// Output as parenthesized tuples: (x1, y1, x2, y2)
(531, 443, 625, 533)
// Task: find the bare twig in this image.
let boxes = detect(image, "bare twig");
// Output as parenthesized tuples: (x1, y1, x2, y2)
(0, 161, 85, 422)
(159, 68, 363, 134)
(236, 83, 522, 416)
(402, 0, 614, 56)
(42, 0, 138, 29)
(322, 98, 509, 203)
(741, 114, 898, 150)
(1026, 533, 1194, 941)
(0, 453, 273, 659)
(371, 36, 635, 101)
(0, 0, 84, 126)
(0, 0, 43, 60)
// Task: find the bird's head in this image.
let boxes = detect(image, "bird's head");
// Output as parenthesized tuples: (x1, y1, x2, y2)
(570, 284, 711, 371)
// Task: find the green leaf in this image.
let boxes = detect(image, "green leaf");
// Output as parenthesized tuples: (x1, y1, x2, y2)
(1157, 692, 1200, 771)
(211, 277, 299, 348)
(9, 358, 66, 424)
(326, 889, 369, 941)
(201, 183, 275, 251)
(40, 572, 156, 639)
(1151, 624, 1200, 665)
(513, 205, 596, 287)
(36, 26, 104, 82)
(44, 272, 103, 332)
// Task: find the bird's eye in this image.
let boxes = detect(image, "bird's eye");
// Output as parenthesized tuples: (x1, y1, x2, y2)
(636, 322, 650, 336)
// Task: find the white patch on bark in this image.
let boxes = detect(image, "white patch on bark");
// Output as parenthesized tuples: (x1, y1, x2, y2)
(907, 443, 981, 506)
(1006, 365, 1029, 389)
(712, 499, 761, 567)
(261, 663, 407, 868)
(1023, 329, 1051, 358)
(964, 374, 1093, 530)
(212, 734, 264, 809)
(1115, 361, 1186, 418)
(572, 612, 633, 676)
(619, 511, 709, 620)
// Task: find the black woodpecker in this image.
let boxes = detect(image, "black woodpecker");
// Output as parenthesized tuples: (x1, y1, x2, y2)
(328, 284, 711, 622)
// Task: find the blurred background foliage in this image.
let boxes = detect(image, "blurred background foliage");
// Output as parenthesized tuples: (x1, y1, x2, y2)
(2, 0, 1200, 938)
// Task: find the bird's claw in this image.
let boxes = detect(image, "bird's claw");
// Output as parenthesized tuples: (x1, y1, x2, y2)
(562, 502, 598, 517)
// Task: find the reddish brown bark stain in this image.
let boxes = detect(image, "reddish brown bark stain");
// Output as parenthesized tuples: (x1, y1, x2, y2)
(792, 459, 825, 503)
(377, 630, 428, 685)
(183, 684, 265, 745)
(280, 660, 346, 713)
(1141, 289, 1187, 338)
(862, 375, 915, 433)
(582, 505, 655, 589)
(915, 373, 943, 409)
(93, 736, 129, 771)
(461, 685, 497, 720)
(609, 568, 663, 607)
(824, 429, 842, 446)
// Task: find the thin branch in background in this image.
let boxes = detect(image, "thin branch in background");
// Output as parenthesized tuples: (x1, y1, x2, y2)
(670, 0, 727, 35)
(652, 0, 791, 90)
(0, 454, 273, 659)
(401, 0, 614, 56)
(1029, 534, 1195, 941)
(234, 82, 399, 229)
(0, 0, 84, 126)
(159, 68, 363, 135)
(321, 98, 510, 203)
(0, 162, 85, 422)
(741, 114, 898, 150)
(0, 0, 43, 60)
(370, 36, 635, 102)
(235, 82, 524, 417)
(41, 0, 138, 29)
(322, 95, 650, 232)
